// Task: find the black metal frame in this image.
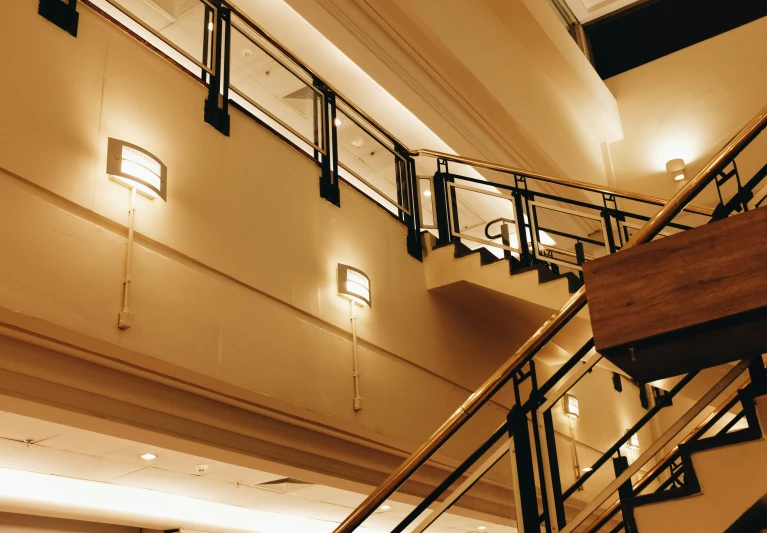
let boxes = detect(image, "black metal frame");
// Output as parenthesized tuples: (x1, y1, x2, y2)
(39, 0, 79, 36)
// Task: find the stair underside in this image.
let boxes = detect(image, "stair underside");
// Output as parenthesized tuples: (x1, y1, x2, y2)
(631, 395, 767, 533)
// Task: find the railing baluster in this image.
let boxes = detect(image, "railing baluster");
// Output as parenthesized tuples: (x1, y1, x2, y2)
(204, 2, 231, 135)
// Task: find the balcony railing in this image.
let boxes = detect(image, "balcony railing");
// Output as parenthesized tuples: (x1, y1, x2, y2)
(41, 3, 767, 531)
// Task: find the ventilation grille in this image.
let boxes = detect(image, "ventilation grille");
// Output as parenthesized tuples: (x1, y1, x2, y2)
(255, 477, 313, 494)
(145, 0, 201, 20)
(282, 86, 315, 119)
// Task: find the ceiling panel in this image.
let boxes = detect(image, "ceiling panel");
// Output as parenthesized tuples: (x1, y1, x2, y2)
(0, 412, 71, 442)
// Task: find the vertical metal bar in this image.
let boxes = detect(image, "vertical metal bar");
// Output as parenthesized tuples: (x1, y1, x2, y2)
(403, 151, 422, 260)
(204, 1, 230, 135)
(508, 407, 540, 533)
(514, 178, 532, 265)
(448, 176, 460, 244)
(603, 211, 617, 254)
(433, 164, 452, 246)
(312, 88, 320, 163)
(529, 362, 552, 533)
(316, 82, 340, 206)
(612, 456, 633, 533)
(38, 0, 79, 37)
(544, 410, 567, 529)
(201, 6, 212, 81)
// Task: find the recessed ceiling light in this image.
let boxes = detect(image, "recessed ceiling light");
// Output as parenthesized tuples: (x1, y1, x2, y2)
(582, 467, 593, 472)
(350, 136, 365, 148)
(140, 453, 157, 461)
(379, 505, 391, 511)
(242, 49, 252, 58)
(477, 527, 487, 531)
(423, 190, 432, 197)
(207, 22, 214, 31)
(334, 118, 342, 127)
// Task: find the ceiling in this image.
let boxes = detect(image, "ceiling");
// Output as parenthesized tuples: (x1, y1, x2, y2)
(562, 0, 646, 23)
(0, 410, 516, 533)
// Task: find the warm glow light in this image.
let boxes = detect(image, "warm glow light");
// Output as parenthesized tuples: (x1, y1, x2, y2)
(140, 453, 157, 461)
(563, 394, 579, 420)
(423, 190, 432, 197)
(338, 264, 371, 307)
(0, 468, 379, 533)
(334, 118, 342, 127)
(107, 138, 167, 200)
(627, 432, 639, 451)
(379, 505, 391, 511)
(477, 527, 487, 531)
(208, 21, 214, 31)
(666, 158, 686, 182)
(582, 467, 593, 472)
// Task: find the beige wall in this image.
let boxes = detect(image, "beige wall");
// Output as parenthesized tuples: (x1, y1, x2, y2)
(0, 513, 136, 533)
(0, 1, 716, 513)
(605, 16, 767, 207)
(0, 0, 520, 459)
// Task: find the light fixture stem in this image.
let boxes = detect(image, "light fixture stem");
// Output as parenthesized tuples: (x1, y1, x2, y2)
(351, 299, 362, 411)
(570, 418, 582, 484)
(119, 187, 137, 330)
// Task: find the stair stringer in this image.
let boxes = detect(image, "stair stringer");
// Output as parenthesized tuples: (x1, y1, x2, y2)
(627, 393, 767, 533)
(423, 235, 589, 318)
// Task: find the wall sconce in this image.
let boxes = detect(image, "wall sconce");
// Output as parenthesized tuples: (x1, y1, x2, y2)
(107, 139, 167, 330)
(107, 138, 167, 200)
(563, 394, 580, 420)
(627, 431, 640, 451)
(666, 158, 686, 182)
(338, 264, 371, 411)
(337, 264, 371, 308)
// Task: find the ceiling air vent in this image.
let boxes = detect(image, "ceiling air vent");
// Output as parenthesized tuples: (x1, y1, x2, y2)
(145, 0, 201, 20)
(255, 477, 313, 494)
(282, 86, 315, 119)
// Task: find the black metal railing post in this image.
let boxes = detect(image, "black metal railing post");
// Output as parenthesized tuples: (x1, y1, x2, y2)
(513, 176, 533, 265)
(314, 80, 340, 206)
(543, 410, 567, 529)
(508, 406, 541, 533)
(204, 2, 231, 136)
(613, 455, 634, 532)
(398, 146, 422, 261)
(433, 159, 454, 246)
(39, 0, 79, 37)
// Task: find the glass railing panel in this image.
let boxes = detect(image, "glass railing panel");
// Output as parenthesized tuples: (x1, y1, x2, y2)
(336, 102, 410, 217)
(91, 0, 215, 78)
(418, 176, 436, 229)
(229, 18, 324, 156)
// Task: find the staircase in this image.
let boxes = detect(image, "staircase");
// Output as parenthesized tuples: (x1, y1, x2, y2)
(333, 105, 767, 533)
(629, 393, 767, 533)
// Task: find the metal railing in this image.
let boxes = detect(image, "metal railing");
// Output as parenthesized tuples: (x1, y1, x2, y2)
(74, 0, 756, 269)
(333, 106, 767, 533)
(57, 4, 767, 531)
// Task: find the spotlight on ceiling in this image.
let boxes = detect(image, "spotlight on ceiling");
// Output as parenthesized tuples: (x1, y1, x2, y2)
(337, 264, 371, 308)
(666, 158, 686, 181)
(140, 453, 157, 461)
(334, 118, 342, 127)
(423, 189, 432, 197)
(107, 138, 167, 200)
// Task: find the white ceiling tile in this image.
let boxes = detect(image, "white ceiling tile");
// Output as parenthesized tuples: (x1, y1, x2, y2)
(110, 466, 196, 492)
(0, 413, 71, 443)
(41, 429, 137, 457)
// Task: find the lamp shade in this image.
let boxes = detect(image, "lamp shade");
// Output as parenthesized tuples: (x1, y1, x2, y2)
(337, 264, 371, 307)
(563, 393, 579, 419)
(107, 138, 167, 200)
